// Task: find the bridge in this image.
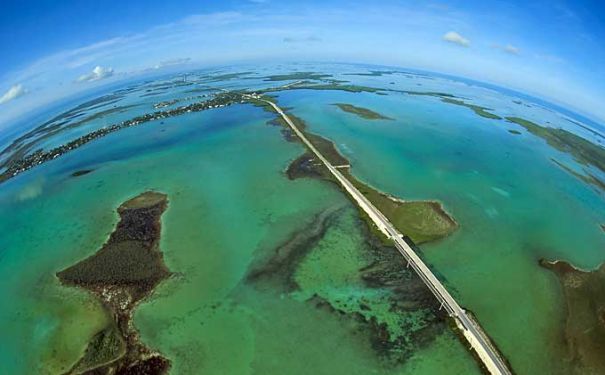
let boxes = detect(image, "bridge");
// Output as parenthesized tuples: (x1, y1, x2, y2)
(252, 96, 512, 375)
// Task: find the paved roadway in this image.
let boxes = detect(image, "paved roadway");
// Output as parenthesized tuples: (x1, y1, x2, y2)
(255, 97, 512, 375)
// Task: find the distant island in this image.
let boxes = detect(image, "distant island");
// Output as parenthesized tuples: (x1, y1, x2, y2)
(332, 103, 393, 120)
(252, 98, 458, 244)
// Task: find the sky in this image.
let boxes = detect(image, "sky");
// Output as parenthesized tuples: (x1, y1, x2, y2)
(0, 0, 604, 128)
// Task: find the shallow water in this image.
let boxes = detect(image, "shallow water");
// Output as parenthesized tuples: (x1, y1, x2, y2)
(0, 63, 603, 374)
(274, 84, 605, 374)
(0, 92, 479, 374)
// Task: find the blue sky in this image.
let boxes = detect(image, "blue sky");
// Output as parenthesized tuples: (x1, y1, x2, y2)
(1, 0, 604, 127)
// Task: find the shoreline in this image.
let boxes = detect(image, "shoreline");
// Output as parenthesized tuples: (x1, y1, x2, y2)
(539, 257, 605, 374)
(56, 191, 172, 374)
(272, 106, 459, 244)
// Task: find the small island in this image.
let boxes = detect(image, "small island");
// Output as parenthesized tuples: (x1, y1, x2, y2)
(275, 110, 458, 244)
(506, 117, 605, 173)
(540, 259, 605, 374)
(332, 103, 393, 120)
(264, 71, 333, 81)
(441, 98, 502, 120)
(0, 91, 245, 184)
(57, 191, 172, 374)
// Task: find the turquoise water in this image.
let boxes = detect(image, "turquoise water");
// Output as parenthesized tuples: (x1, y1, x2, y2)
(0, 63, 604, 374)
(0, 92, 478, 374)
(275, 86, 605, 374)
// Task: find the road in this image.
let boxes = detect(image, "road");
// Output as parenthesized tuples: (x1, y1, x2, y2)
(255, 97, 512, 375)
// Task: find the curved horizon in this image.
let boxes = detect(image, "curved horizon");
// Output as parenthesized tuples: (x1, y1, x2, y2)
(4, 60, 605, 139)
(1, 0, 604, 127)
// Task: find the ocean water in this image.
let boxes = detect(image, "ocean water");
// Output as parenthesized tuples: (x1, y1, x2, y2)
(0, 63, 603, 374)
(0, 90, 478, 374)
(274, 84, 605, 374)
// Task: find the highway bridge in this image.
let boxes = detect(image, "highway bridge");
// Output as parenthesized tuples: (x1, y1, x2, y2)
(253, 96, 512, 375)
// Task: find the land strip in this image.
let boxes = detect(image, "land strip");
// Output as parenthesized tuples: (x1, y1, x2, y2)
(332, 103, 393, 120)
(249, 94, 512, 375)
(57, 191, 172, 374)
(0, 92, 244, 184)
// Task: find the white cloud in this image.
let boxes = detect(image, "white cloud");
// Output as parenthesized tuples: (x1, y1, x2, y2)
(442, 31, 470, 47)
(504, 45, 520, 55)
(154, 57, 191, 69)
(493, 44, 520, 55)
(0, 5, 602, 127)
(0, 84, 27, 104)
(77, 66, 114, 82)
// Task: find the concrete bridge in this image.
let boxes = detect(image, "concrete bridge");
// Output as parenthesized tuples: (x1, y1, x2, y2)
(253, 96, 512, 375)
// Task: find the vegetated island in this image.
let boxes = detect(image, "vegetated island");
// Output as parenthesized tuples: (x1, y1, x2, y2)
(259, 81, 386, 94)
(260, 79, 503, 120)
(550, 159, 605, 192)
(0, 80, 484, 187)
(264, 72, 333, 81)
(506, 117, 605, 192)
(251, 97, 458, 244)
(0, 103, 138, 169)
(202, 71, 255, 82)
(440, 98, 502, 120)
(248, 98, 469, 365)
(540, 259, 605, 374)
(332, 103, 393, 120)
(343, 70, 400, 77)
(0, 91, 245, 184)
(506, 117, 605, 172)
(56, 191, 172, 374)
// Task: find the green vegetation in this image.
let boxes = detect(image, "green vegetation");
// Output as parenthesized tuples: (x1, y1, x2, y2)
(253, 98, 458, 244)
(332, 103, 393, 120)
(541, 260, 605, 374)
(508, 129, 522, 135)
(302, 83, 384, 93)
(507, 117, 605, 173)
(0, 104, 139, 170)
(57, 191, 172, 374)
(264, 72, 332, 81)
(403, 91, 456, 98)
(340, 169, 458, 244)
(70, 324, 126, 374)
(57, 191, 171, 299)
(256, 79, 391, 95)
(551, 159, 605, 192)
(280, 113, 350, 166)
(441, 98, 502, 120)
(265, 82, 385, 94)
(205, 72, 254, 81)
(344, 70, 399, 77)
